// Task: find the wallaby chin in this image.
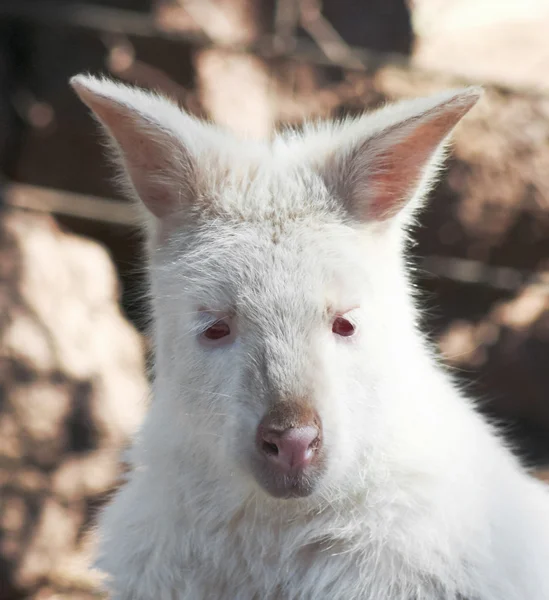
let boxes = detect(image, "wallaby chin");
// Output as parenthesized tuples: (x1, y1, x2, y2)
(71, 75, 549, 600)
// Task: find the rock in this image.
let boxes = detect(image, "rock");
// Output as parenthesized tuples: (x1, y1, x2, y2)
(0, 208, 147, 599)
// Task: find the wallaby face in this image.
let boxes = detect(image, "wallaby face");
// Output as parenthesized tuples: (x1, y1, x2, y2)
(155, 211, 373, 499)
(70, 76, 480, 501)
(154, 199, 413, 499)
(71, 76, 549, 600)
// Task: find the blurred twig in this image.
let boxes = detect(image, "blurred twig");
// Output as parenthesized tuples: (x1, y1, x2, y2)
(3, 183, 136, 226)
(421, 256, 549, 292)
(273, 0, 300, 53)
(299, 0, 365, 70)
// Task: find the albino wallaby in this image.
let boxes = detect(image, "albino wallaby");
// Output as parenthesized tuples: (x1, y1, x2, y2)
(71, 74, 549, 600)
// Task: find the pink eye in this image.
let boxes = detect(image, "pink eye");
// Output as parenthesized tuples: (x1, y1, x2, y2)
(203, 321, 231, 341)
(332, 316, 355, 337)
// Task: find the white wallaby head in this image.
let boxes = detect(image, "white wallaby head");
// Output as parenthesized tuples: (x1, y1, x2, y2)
(72, 74, 480, 501)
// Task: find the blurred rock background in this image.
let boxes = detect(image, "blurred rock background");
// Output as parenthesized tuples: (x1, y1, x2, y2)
(0, 1, 548, 598)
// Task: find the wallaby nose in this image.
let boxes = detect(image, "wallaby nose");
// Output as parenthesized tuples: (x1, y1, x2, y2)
(258, 425, 321, 472)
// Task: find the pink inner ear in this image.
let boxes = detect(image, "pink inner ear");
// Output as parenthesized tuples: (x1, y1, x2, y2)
(101, 110, 187, 220)
(72, 81, 191, 219)
(366, 108, 472, 221)
(120, 121, 182, 219)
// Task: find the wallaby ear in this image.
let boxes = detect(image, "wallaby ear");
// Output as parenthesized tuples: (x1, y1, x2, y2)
(70, 74, 196, 220)
(318, 87, 482, 223)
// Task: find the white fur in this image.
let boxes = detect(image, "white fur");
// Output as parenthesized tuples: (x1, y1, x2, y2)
(71, 75, 549, 600)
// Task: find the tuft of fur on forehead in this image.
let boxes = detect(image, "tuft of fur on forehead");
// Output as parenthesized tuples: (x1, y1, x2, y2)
(194, 163, 341, 227)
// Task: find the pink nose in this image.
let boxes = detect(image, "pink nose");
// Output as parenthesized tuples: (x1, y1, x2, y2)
(258, 425, 321, 472)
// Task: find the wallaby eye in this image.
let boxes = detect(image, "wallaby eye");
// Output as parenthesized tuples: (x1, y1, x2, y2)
(203, 321, 231, 341)
(332, 316, 355, 337)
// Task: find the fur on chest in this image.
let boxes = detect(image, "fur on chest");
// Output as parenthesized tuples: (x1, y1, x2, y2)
(171, 507, 451, 600)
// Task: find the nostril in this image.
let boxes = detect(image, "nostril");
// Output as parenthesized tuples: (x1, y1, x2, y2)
(262, 440, 279, 456)
(309, 436, 321, 451)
